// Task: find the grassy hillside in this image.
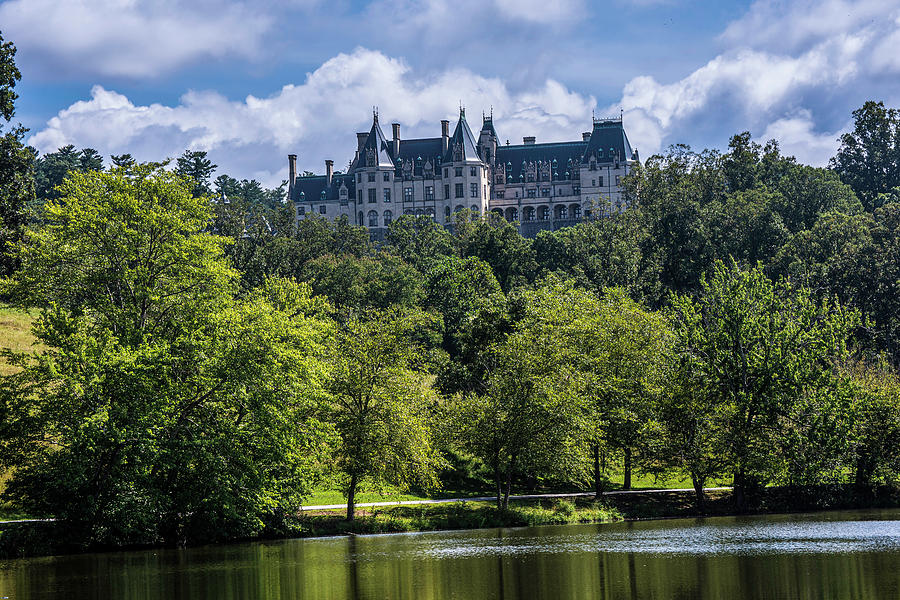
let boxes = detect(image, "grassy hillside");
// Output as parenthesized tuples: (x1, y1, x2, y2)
(0, 305, 38, 376)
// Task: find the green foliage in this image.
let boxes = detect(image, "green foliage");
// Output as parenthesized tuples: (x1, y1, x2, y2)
(0, 166, 335, 546)
(452, 210, 537, 292)
(301, 253, 424, 310)
(831, 101, 900, 211)
(175, 150, 217, 197)
(669, 260, 859, 508)
(385, 214, 455, 271)
(326, 310, 443, 519)
(0, 31, 20, 122)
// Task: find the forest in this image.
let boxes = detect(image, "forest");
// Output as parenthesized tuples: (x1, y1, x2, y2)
(2, 31, 900, 549)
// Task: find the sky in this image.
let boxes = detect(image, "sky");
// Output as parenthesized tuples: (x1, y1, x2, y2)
(4, 0, 900, 186)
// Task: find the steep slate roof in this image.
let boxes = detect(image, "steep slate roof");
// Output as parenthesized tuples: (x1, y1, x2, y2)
(397, 137, 443, 164)
(291, 173, 355, 204)
(481, 116, 498, 138)
(361, 114, 396, 168)
(443, 109, 482, 163)
(496, 141, 588, 181)
(582, 119, 635, 163)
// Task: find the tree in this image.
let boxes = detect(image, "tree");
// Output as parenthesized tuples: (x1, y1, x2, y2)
(175, 150, 216, 198)
(669, 260, 859, 510)
(110, 154, 135, 168)
(0, 31, 33, 278)
(1, 165, 334, 546)
(831, 101, 900, 211)
(300, 253, 424, 311)
(453, 282, 591, 509)
(385, 215, 455, 272)
(452, 210, 537, 292)
(327, 310, 442, 520)
(844, 358, 900, 486)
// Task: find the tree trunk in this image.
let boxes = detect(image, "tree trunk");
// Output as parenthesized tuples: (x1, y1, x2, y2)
(692, 474, 705, 512)
(623, 447, 632, 491)
(593, 444, 604, 499)
(346, 472, 358, 521)
(495, 462, 503, 511)
(733, 467, 746, 513)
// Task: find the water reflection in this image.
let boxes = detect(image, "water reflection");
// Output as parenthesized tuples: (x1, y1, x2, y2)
(2, 510, 900, 599)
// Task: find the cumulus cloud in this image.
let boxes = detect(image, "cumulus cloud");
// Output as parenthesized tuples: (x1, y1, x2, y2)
(0, 0, 271, 77)
(602, 0, 900, 158)
(760, 111, 848, 166)
(29, 48, 596, 185)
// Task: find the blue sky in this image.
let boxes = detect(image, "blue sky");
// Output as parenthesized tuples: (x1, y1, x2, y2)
(4, 0, 900, 185)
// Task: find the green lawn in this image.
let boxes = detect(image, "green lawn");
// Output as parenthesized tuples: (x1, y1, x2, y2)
(0, 304, 39, 376)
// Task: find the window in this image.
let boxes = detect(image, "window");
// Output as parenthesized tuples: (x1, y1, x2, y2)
(527, 173, 534, 183)
(357, 173, 361, 183)
(368, 189, 376, 203)
(496, 175, 503, 184)
(455, 183, 464, 198)
(598, 176, 604, 187)
(444, 168, 449, 178)
(527, 189, 536, 198)
(455, 167, 463, 177)
(615, 175, 621, 186)
(542, 174, 550, 182)
(470, 183, 478, 198)
(524, 206, 535, 221)
(425, 186, 434, 201)
(538, 206, 549, 220)
(455, 204, 465, 213)
(574, 186, 581, 195)
(572, 205, 582, 219)
(445, 206, 451, 218)
(496, 191, 505, 199)
(383, 172, 390, 182)
(384, 210, 393, 225)
(358, 211, 363, 225)
(319, 205, 326, 215)
(383, 189, 391, 202)
(368, 173, 375, 182)
(470, 166, 477, 177)
(368, 210, 378, 227)
(404, 187, 413, 202)
(591, 179, 596, 187)
(358, 190, 363, 204)
(298, 206, 305, 216)
(541, 187, 550, 197)
(471, 205, 479, 214)
(444, 184, 450, 199)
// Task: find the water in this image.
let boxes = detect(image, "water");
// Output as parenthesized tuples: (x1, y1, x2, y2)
(3, 509, 900, 599)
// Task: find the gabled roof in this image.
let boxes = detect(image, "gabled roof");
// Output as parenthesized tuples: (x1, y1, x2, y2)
(443, 109, 482, 163)
(291, 173, 355, 204)
(582, 119, 635, 163)
(360, 113, 396, 168)
(496, 141, 588, 181)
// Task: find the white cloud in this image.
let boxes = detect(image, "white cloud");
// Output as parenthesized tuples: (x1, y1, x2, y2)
(602, 0, 900, 158)
(29, 48, 596, 186)
(760, 111, 848, 167)
(0, 0, 271, 77)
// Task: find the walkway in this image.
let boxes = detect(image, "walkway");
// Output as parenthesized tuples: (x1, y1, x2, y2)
(299, 487, 732, 511)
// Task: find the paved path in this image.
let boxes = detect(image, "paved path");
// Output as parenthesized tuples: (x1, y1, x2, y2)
(300, 487, 732, 511)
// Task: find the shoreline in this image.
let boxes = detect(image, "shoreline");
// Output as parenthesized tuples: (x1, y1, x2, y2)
(3, 485, 899, 559)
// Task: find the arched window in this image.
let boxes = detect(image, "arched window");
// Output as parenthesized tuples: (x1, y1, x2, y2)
(455, 204, 465, 213)
(538, 205, 549, 220)
(555, 205, 568, 220)
(426, 207, 436, 222)
(358, 211, 363, 225)
(384, 210, 393, 225)
(524, 206, 535, 221)
(571, 204, 582, 220)
(471, 205, 479, 214)
(368, 210, 378, 227)
(445, 206, 451, 219)
(404, 209, 414, 215)
(492, 208, 503, 218)
(415, 208, 424, 216)
(505, 207, 518, 222)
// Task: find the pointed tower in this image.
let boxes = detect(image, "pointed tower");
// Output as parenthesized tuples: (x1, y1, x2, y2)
(478, 111, 498, 165)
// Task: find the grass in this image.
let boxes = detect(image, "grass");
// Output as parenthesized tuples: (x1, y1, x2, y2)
(297, 498, 623, 537)
(0, 304, 39, 376)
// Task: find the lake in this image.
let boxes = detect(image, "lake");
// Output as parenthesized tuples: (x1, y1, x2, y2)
(2, 509, 900, 599)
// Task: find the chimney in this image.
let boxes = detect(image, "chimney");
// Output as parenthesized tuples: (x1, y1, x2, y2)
(325, 159, 334, 187)
(523, 136, 535, 145)
(582, 132, 592, 141)
(356, 132, 368, 153)
(441, 120, 450, 154)
(288, 154, 297, 197)
(392, 123, 401, 157)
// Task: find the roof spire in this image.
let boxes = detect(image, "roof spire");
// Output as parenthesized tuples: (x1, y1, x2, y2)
(373, 106, 379, 123)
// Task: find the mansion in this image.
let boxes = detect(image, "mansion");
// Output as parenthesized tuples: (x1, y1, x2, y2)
(288, 108, 638, 237)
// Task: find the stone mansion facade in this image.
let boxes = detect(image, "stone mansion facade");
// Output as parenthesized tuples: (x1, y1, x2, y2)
(288, 108, 638, 237)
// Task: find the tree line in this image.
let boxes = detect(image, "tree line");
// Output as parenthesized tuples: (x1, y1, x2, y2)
(2, 30, 900, 548)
